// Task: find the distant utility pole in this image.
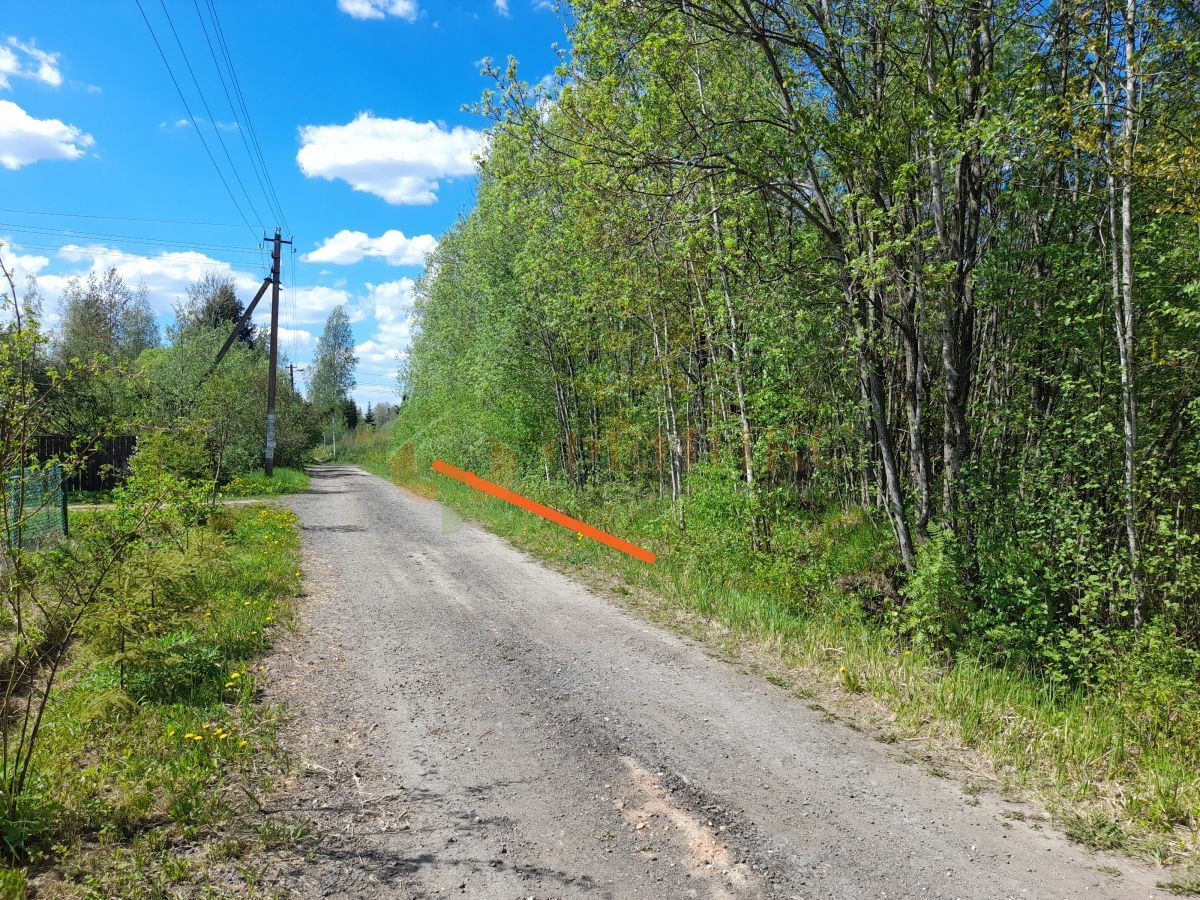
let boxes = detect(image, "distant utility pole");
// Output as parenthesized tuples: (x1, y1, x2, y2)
(288, 363, 295, 391)
(265, 228, 292, 477)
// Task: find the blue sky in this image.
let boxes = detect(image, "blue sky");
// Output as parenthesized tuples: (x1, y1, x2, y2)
(0, 0, 566, 408)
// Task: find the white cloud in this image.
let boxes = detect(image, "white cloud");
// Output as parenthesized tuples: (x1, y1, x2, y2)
(337, 0, 418, 21)
(305, 229, 436, 266)
(0, 100, 93, 169)
(296, 113, 482, 205)
(52, 244, 260, 317)
(361, 277, 416, 355)
(0, 38, 62, 90)
(290, 285, 352, 324)
(277, 326, 316, 350)
(162, 116, 237, 131)
(0, 48, 18, 90)
(495, 0, 510, 14)
(0, 244, 50, 285)
(354, 338, 405, 370)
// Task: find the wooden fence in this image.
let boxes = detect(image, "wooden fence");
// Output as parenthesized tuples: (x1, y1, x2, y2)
(37, 436, 137, 492)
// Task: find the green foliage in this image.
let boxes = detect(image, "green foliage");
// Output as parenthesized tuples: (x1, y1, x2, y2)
(309, 305, 358, 444)
(135, 323, 316, 481)
(11, 503, 299, 880)
(128, 427, 210, 482)
(896, 528, 972, 654)
(384, 0, 1200, 864)
(0, 866, 26, 900)
(218, 467, 310, 499)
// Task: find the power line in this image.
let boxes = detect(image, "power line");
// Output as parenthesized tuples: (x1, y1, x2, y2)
(190, 0, 286, 230)
(132, 0, 259, 244)
(5, 239, 266, 267)
(155, 0, 267, 230)
(287, 244, 299, 366)
(0, 222, 267, 258)
(0, 207, 246, 228)
(203, 0, 291, 236)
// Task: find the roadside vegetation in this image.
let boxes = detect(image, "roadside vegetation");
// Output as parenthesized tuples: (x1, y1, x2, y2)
(14, 501, 301, 897)
(218, 467, 310, 499)
(1, 257, 307, 895)
(379, 0, 1200, 875)
(386, 450, 1200, 870)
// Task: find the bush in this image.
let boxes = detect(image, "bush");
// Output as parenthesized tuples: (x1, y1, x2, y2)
(129, 427, 210, 482)
(896, 526, 973, 653)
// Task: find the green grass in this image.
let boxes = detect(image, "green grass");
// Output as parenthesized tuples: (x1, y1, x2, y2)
(317, 425, 395, 479)
(381, 448, 1199, 869)
(1159, 873, 1200, 896)
(66, 489, 113, 505)
(218, 466, 310, 498)
(16, 504, 303, 895)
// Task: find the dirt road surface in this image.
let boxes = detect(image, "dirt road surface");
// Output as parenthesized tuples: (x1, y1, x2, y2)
(260, 465, 1165, 899)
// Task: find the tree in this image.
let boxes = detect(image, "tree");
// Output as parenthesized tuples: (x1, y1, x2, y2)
(309, 306, 357, 447)
(0, 250, 190, 826)
(171, 271, 255, 348)
(51, 269, 159, 432)
(393, 0, 1200, 685)
(56, 268, 159, 363)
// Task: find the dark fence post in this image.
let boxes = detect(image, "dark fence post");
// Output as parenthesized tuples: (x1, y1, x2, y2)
(58, 463, 69, 537)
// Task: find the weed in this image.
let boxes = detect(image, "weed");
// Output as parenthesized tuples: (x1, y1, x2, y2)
(0, 868, 25, 900)
(1159, 874, 1200, 896)
(253, 819, 310, 849)
(1063, 810, 1129, 851)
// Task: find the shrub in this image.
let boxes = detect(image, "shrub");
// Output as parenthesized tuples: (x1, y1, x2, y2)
(896, 526, 973, 653)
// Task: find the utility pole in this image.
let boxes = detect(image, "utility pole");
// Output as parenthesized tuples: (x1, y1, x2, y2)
(265, 228, 292, 476)
(288, 363, 295, 391)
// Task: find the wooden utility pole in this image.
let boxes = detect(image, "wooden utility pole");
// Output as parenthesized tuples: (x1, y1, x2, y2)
(265, 229, 292, 476)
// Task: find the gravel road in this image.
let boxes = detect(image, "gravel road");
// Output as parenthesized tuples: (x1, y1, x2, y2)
(262, 464, 1166, 899)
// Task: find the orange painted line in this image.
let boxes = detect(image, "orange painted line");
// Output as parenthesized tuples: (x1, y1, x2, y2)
(432, 459, 656, 564)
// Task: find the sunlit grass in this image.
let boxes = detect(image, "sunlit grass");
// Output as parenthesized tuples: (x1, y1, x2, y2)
(218, 466, 310, 499)
(8, 504, 302, 892)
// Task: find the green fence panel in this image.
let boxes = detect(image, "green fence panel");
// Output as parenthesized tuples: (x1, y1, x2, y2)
(3, 463, 67, 549)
